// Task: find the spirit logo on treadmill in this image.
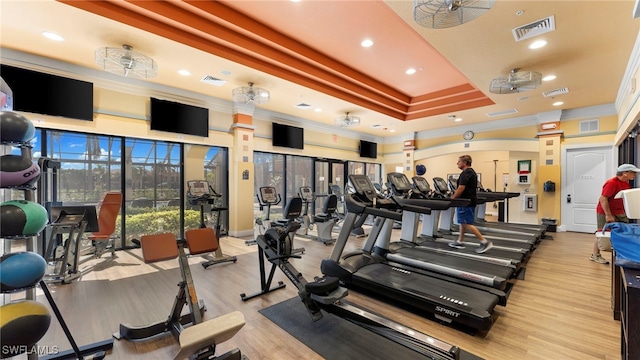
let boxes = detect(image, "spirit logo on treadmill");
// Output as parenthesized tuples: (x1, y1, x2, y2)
(435, 306, 460, 318)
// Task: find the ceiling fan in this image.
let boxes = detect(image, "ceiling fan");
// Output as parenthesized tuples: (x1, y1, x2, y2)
(413, 0, 495, 29)
(335, 112, 361, 128)
(489, 68, 542, 94)
(95, 44, 158, 79)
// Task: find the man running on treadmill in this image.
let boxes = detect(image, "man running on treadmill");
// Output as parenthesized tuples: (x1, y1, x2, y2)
(448, 155, 494, 254)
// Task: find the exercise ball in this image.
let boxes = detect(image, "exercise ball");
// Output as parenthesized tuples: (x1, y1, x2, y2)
(0, 155, 40, 187)
(416, 164, 426, 176)
(0, 111, 35, 143)
(0, 300, 51, 359)
(0, 200, 48, 237)
(0, 252, 47, 293)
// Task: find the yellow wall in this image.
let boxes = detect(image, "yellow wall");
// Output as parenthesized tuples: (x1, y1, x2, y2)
(21, 74, 633, 233)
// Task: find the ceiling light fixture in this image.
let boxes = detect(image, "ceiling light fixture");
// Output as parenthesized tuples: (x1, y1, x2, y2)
(528, 39, 547, 49)
(552, 101, 564, 106)
(542, 75, 556, 81)
(95, 44, 158, 79)
(335, 112, 361, 128)
(361, 39, 374, 47)
(42, 32, 64, 41)
(232, 82, 270, 105)
(178, 69, 191, 76)
(406, 68, 417, 75)
(413, 0, 495, 29)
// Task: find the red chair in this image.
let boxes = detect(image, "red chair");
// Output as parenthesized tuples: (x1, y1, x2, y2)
(87, 192, 122, 258)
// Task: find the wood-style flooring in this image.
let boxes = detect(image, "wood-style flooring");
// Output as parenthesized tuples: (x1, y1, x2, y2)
(11, 223, 620, 360)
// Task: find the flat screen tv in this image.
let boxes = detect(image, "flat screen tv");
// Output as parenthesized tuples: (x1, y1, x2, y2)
(0, 64, 94, 121)
(150, 97, 209, 137)
(272, 122, 304, 149)
(359, 140, 377, 159)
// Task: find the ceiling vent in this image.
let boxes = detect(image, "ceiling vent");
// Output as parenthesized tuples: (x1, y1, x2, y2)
(487, 108, 518, 117)
(542, 87, 569, 97)
(295, 103, 313, 110)
(512, 15, 555, 42)
(200, 75, 227, 86)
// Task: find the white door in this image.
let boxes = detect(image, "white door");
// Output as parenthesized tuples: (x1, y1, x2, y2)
(563, 146, 613, 232)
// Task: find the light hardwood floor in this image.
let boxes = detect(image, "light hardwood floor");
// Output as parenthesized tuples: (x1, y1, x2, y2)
(15, 225, 620, 360)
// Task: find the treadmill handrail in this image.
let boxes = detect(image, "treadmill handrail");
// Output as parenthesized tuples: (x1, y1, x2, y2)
(345, 194, 402, 221)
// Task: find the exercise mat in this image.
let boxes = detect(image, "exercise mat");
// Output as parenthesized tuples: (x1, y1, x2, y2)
(259, 297, 483, 360)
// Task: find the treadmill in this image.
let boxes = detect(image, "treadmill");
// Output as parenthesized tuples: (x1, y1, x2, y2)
(433, 177, 538, 247)
(321, 174, 501, 331)
(387, 173, 527, 268)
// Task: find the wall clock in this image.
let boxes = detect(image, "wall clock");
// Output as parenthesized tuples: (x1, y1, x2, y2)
(463, 130, 474, 140)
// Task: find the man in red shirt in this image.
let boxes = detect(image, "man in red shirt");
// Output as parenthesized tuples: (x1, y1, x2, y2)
(592, 163, 640, 264)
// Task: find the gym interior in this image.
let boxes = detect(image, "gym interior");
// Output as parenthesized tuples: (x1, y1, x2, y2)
(1, 1, 640, 360)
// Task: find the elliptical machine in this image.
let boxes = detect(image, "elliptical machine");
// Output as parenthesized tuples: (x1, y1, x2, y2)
(186, 180, 237, 268)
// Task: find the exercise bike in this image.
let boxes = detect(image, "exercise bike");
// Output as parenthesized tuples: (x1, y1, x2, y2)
(248, 186, 304, 254)
(186, 180, 237, 268)
(297, 186, 338, 245)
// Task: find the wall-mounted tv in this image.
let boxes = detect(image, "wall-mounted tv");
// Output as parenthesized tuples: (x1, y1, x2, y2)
(272, 122, 304, 149)
(0, 64, 94, 121)
(359, 140, 377, 159)
(150, 97, 209, 137)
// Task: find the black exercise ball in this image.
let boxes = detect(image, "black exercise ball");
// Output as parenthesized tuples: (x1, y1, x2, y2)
(0, 111, 35, 143)
(0, 200, 48, 237)
(0, 155, 40, 187)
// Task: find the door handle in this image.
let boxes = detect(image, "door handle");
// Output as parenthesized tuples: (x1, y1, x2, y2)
(567, 194, 571, 203)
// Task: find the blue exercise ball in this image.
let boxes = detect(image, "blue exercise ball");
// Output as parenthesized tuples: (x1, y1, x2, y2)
(0, 200, 48, 237)
(0, 155, 41, 188)
(416, 164, 426, 176)
(0, 300, 51, 358)
(0, 111, 35, 143)
(0, 252, 47, 293)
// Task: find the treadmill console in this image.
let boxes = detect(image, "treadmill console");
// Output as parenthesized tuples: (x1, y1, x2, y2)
(299, 186, 314, 201)
(433, 177, 450, 195)
(412, 176, 431, 193)
(349, 175, 377, 202)
(387, 172, 412, 194)
(259, 186, 279, 204)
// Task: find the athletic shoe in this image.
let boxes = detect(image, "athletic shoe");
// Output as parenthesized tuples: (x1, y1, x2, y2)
(448, 241, 465, 249)
(590, 253, 609, 264)
(476, 241, 493, 254)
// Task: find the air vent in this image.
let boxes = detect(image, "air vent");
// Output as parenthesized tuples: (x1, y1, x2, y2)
(200, 75, 227, 86)
(295, 103, 313, 110)
(580, 119, 599, 133)
(512, 15, 555, 42)
(542, 87, 569, 97)
(487, 109, 519, 117)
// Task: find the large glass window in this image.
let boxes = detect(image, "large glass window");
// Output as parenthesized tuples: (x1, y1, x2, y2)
(254, 153, 285, 221)
(124, 139, 182, 244)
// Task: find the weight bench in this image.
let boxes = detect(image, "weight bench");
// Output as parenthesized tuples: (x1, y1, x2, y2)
(115, 232, 246, 360)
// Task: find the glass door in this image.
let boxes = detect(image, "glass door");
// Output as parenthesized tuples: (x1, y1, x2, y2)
(315, 159, 345, 215)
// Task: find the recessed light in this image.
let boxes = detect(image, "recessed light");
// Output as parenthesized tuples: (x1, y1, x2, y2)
(406, 68, 417, 75)
(454, 118, 462, 122)
(542, 75, 556, 81)
(291, 0, 301, 2)
(553, 101, 564, 106)
(529, 40, 547, 49)
(42, 32, 64, 41)
(361, 39, 374, 48)
(314, 108, 322, 112)
(178, 69, 191, 76)
(389, 129, 396, 133)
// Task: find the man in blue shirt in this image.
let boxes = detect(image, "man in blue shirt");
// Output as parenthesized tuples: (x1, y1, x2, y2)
(448, 155, 493, 253)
